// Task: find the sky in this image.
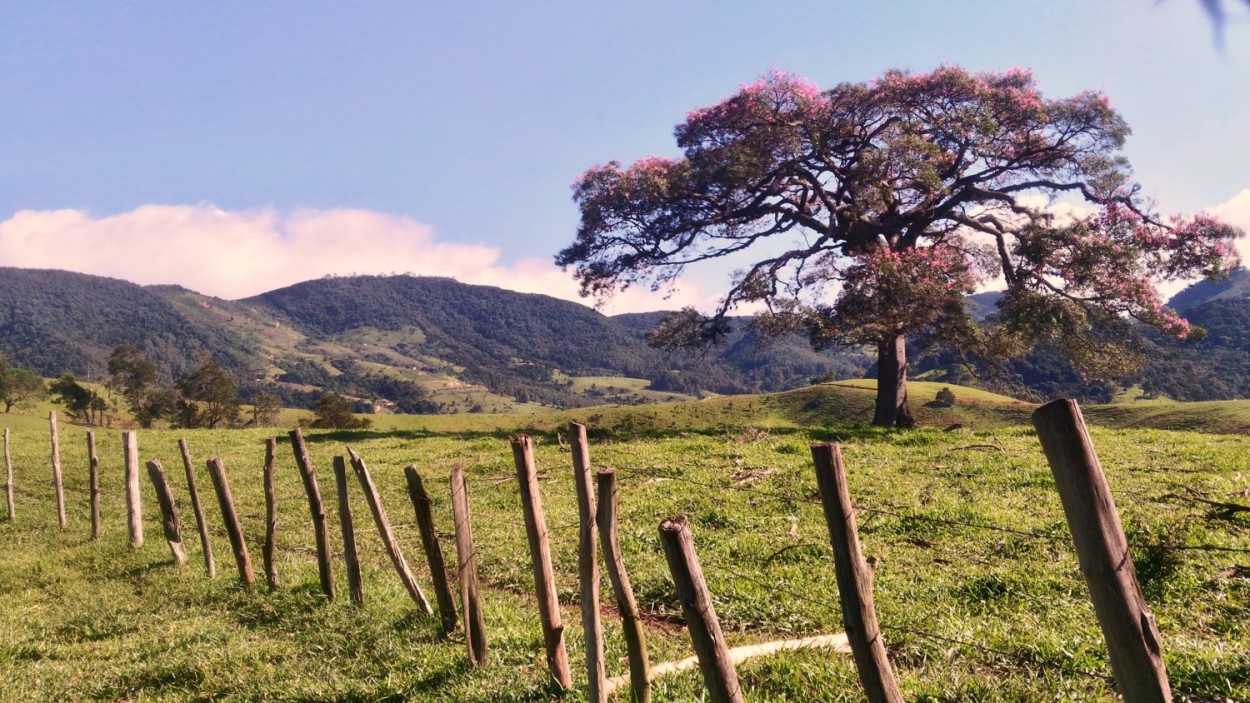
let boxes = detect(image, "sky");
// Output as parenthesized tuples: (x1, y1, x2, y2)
(1, 1, 1247, 312)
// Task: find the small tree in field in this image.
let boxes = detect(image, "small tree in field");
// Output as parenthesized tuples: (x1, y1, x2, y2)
(0, 367, 46, 413)
(308, 392, 372, 430)
(558, 66, 1243, 426)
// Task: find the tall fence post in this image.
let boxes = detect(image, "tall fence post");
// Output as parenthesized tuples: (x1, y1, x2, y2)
(597, 468, 650, 703)
(262, 438, 280, 590)
(405, 465, 457, 634)
(450, 465, 488, 667)
(657, 515, 743, 703)
(1032, 399, 1172, 702)
(289, 428, 335, 600)
(146, 459, 188, 566)
(50, 412, 66, 528)
(123, 431, 143, 548)
(333, 456, 364, 605)
(87, 431, 100, 539)
(178, 439, 216, 578)
(811, 443, 903, 703)
(346, 447, 432, 614)
(511, 434, 573, 691)
(570, 423, 607, 702)
(206, 457, 255, 587)
(3, 427, 13, 520)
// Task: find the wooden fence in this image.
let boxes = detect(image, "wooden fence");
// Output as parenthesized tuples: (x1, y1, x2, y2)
(5, 401, 1238, 702)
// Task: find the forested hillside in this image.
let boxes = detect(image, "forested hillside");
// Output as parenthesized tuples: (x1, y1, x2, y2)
(0, 270, 869, 411)
(5, 267, 1249, 411)
(0, 268, 258, 380)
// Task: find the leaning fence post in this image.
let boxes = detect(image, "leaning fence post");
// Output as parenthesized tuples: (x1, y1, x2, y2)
(123, 431, 143, 547)
(50, 412, 66, 528)
(87, 431, 100, 539)
(333, 456, 364, 605)
(657, 515, 743, 703)
(597, 468, 650, 703)
(346, 447, 432, 614)
(811, 443, 903, 703)
(569, 423, 607, 702)
(289, 428, 335, 600)
(405, 465, 458, 634)
(146, 459, 189, 566)
(178, 439, 216, 578)
(262, 438, 280, 590)
(4, 428, 13, 520)
(206, 457, 255, 587)
(450, 465, 488, 667)
(1032, 399, 1171, 702)
(511, 434, 573, 691)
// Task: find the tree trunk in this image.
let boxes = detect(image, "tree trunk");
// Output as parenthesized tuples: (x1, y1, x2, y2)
(872, 334, 914, 428)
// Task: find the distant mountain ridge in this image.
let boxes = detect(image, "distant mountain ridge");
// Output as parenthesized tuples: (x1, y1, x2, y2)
(0, 268, 870, 411)
(4, 266, 1249, 411)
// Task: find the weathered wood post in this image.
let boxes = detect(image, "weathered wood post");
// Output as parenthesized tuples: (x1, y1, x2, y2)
(50, 411, 66, 528)
(262, 438, 280, 590)
(597, 469, 650, 703)
(178, 439, 215, 577)
(333, 456, 364, 605)
(511, 434, 572, 691)
(450, 465, 488, 667)
(345, 447, 432, 613)
(569, 423, 607, 702)
(811, 443, 903, 703)
(289, 428, 334, 599)
(206, 457, 255, 586)
(658, 515, 743, 703)
(1033, 399, 1172, 702)
(123, 431, 143, 547)
(87, 431, 100, 539)
(3, 428, 13, 520)
(146, 459, 189, 566)
(405, 465, 457, 634)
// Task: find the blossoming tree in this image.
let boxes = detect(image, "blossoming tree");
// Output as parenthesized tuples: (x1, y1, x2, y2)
(557, 67, 1243, 426)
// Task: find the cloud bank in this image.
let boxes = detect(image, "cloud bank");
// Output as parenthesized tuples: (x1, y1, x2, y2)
(2, 192, 1247, 315)
(0, 204, 710, 314)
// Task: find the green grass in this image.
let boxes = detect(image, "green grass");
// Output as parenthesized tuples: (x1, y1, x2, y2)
(0, 388, 1247, 701)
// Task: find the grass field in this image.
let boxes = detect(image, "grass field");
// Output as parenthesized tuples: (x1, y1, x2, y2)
(0, 387, 1247, 701)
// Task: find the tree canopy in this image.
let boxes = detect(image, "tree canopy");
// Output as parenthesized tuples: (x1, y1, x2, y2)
(558, 66, 1243, 426)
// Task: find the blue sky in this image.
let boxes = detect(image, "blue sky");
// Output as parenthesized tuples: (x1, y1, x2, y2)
(1, 1, 1247, 310)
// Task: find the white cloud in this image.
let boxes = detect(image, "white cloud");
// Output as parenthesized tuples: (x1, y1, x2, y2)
(0, 204, 715, 314)
(1210, 187, 1250, 263)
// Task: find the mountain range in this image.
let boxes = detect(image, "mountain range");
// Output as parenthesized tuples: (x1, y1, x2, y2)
(2, 266, 1248, 411)
(0, 268, 869, 413)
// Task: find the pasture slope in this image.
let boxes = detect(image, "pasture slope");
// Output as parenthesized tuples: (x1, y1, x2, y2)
(0, 384, 1246, 701)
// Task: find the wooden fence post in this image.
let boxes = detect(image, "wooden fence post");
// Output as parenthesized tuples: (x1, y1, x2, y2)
(262, 438, 280, 590)
(146, 459, 189, 566)
(346, 447, 433, 614)
(3, 428, 13, 520)
(811, 443, 903, 703)
(205, 457, 255, 586)
(333, 456, 364, 605)
(450, 465, 488, 667)
(87, 431, 100, 539)
(50, 412, 66, 528)
(178, 439, 216, 578)
(511, 434, 573, 691)
(658, 515, 743, 703)
(597, 468, 650, 703)
(123, 431, 143, 548)
(289, 428, 335, 599)
(405, 465, 457, 634)
(570, 423, 607, 702)
(1032, 399, 1172, 702)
